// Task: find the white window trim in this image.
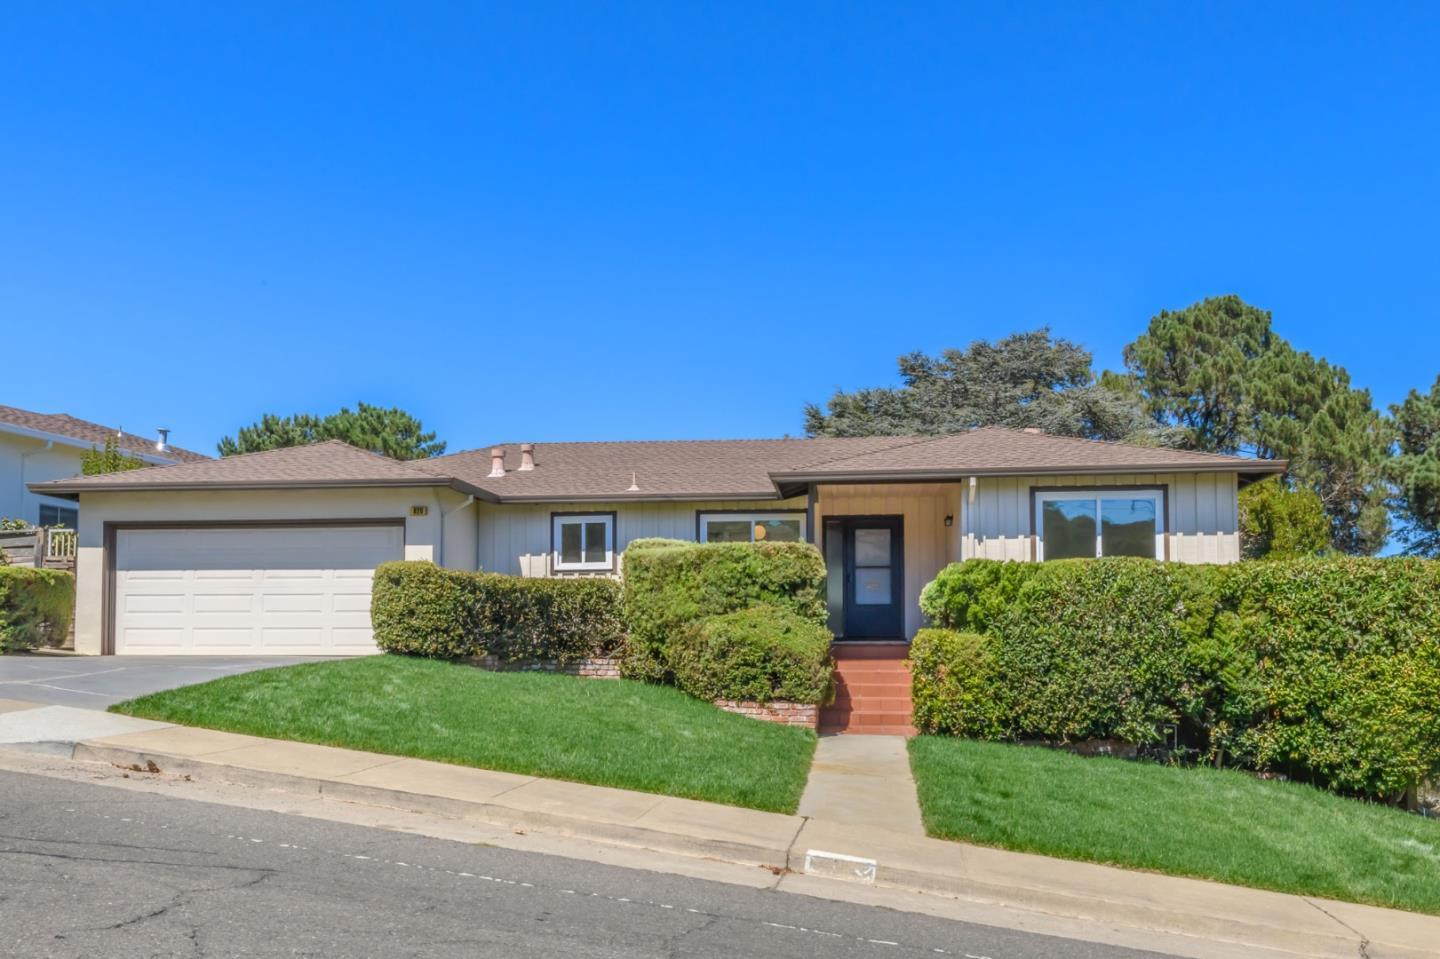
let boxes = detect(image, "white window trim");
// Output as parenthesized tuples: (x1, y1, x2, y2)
(1033, 489, 1165, 561)
(551, 513, 615, 572)
(697, 511, 807, 544)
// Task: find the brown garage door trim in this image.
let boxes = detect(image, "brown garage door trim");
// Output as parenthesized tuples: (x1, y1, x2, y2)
(103, 518, 407, 656)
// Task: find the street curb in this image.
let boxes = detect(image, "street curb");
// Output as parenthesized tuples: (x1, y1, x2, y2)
(71, 742, 794, 869)
(72, 740, 1428, 959)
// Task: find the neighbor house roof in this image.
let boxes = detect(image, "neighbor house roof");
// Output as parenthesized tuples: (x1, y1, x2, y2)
(31, 428, 1286, 502)
(0, 404, 209, 465)
(30, 440, 490, 498)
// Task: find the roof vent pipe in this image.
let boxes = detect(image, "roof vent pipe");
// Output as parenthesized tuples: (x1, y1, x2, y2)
(489, 448, 506, 478)
(519, 443, 535, 471)
(156, 428, 170, 452)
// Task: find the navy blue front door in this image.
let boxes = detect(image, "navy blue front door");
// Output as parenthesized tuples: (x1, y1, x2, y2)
(830, 516, 904, 639)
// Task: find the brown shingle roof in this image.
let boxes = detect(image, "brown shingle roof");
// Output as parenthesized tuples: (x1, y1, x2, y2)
(0, 404, 209, 464)
(769, 427, 1284, 480)
(433, 437, 922, 501)
(31, 430, 1285, 501)
(30, 440, 483, 496)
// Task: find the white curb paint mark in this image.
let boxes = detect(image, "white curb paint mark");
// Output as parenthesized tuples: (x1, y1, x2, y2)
(803, 849, 878, 884)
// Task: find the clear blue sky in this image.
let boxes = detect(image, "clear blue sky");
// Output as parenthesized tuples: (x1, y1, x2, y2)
(3, 2, 1437, 456)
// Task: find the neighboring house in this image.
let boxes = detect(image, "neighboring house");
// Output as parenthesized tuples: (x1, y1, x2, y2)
(30, 428, 1283, 657)
(1, 404, 208, 529)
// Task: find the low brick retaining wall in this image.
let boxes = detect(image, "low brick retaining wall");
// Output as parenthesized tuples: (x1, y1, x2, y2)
(467, 655, 622, 679)
(712, 699, 818, 729)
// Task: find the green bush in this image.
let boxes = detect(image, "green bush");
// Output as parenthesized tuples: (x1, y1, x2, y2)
(909, 629, 1006, 737)
(621, 540, 828, 682)
(372, 562, 624, 663)
(919, 559, 1038, 633)
(1219, 559, 1440, 798)
(0, 567, 75, 653)
(912, 556, 1440, 801)
(996, 559, 1219, 745)
(1238, 477, 1330, 560)
(667, 605, 833, 705)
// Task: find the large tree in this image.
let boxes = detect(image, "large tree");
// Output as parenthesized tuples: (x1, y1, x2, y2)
(1389, 375, 1440, 556)
(1117, 296, 1392, 554)
(804, 329, 1165, 443)
(218, 403, 446, 460)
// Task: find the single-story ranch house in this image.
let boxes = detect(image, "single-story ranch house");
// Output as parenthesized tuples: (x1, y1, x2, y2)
(31, 427, 1283, 656)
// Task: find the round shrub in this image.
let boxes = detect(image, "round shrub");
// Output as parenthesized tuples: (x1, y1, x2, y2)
(0, 566, 74, 653)
(909, 628, 1006, 737)
(666, 605, 833, 705)
(621, 540, 828, 682)
(919, 559, 1038, 634)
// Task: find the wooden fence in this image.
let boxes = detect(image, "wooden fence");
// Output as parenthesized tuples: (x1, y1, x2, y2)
(0, 527, 77, 571)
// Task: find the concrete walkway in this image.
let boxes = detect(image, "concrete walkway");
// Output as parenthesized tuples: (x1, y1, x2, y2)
(15, 720, 1434, 959)
(798, 734, 924, 835)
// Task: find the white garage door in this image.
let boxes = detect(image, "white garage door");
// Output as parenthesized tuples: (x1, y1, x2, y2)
(113, 525, 405, 655)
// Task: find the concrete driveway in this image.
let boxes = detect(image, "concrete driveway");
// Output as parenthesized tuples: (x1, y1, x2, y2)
(0, 654, 339, 709)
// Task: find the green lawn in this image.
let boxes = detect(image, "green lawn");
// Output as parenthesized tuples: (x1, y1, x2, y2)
(909, 736, 1440, 915)
(111, 656, 816, 813)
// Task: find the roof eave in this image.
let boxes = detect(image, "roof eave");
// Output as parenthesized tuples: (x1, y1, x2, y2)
(488, 490, 787, 504)
(772, 460, 1289, 484)
(28, 476, 497, 501)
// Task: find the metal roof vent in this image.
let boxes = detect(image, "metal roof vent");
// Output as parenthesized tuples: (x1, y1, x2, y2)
(519, 443, 535, 471)
(156, 428, 170, 452)
(489, 448, 506, 477)
(627, 471, 640, 492)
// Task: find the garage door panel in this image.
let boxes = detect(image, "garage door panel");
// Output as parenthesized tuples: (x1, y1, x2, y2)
(260, 592, 327, 614)
(122, 593, 187, 614)
(193, 593, 255, 614)
(114, 525, 402, 655)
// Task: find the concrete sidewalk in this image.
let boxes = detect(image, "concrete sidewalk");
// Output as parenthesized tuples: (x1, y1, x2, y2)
(40, 721, 1439, 959)
(798, 734, 924, 834)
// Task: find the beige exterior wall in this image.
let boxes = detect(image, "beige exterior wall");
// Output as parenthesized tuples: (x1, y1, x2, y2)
(70, 485, 474, 655)
(814, 483, 963, 638)
(474, 496, 809, 577)
(964, 472, 1240, 564)
(0, 433, 90, 525)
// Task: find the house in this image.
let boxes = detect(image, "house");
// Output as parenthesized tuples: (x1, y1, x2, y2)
(30, 428, 1284, 657)
(1, 404, 208, 529)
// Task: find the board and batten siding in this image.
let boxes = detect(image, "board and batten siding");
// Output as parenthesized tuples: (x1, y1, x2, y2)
(473, 497, 809, 577)
(966, 472, 1241, 564)
(813, 483, 963, 639)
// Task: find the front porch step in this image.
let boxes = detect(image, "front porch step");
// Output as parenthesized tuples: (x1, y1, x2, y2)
(823, 643, 914, 735)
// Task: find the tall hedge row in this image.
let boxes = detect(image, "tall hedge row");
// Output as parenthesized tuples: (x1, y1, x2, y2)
(621, 539, 828, 683)
(0, 566, 75, 653)
(915, 557, 1440, 801)
(371, 562, 624, 663)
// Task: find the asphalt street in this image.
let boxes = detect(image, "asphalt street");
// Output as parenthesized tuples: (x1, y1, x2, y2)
(0, 767, 1181, 959)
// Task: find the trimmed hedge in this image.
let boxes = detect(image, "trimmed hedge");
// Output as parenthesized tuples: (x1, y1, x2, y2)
(621, 539, 828, 682)
(668, 605, 833, 705)
(919, 558, 1038, 634)
(372, 562, 624, 663)
(909, 629, 1005, 739)
(0, 567, 74, 653)
(915, 557, 1440, 801)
